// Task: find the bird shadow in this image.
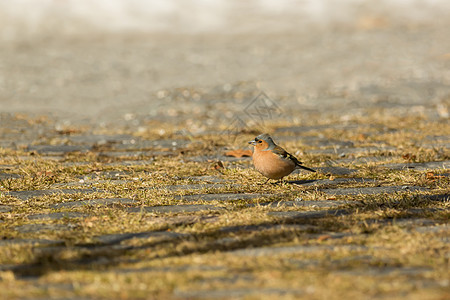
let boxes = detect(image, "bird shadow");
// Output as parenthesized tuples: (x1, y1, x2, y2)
(265, 179, 318, 185)
(286, 179, 318, 185)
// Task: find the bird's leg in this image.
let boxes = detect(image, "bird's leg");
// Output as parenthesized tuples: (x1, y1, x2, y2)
(264, 178, 271, 184)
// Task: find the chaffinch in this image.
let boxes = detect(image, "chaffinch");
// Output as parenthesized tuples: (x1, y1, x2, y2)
(248, 133, 315, 183)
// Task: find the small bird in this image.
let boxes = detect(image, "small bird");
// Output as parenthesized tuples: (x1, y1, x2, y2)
(248, 133, 315, 183)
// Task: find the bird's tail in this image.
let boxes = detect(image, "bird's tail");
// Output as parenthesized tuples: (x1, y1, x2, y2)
(296, 165, 316, 173)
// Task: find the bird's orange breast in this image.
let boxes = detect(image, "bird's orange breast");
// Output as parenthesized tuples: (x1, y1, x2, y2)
(252, 149, 296, 179)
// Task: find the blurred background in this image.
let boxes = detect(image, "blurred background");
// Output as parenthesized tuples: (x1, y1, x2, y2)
(0, 0, 449, 126)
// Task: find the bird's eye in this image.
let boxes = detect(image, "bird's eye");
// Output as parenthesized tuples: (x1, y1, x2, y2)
(258, 140, 262, 143)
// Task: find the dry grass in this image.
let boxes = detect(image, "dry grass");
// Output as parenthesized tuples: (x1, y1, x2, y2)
(0, 115, 448, 299)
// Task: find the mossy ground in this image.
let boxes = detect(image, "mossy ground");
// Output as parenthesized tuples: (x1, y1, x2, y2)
(0, 114, 449, 299)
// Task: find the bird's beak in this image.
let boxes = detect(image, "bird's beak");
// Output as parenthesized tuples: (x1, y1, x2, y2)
(248, 140, 256, 146)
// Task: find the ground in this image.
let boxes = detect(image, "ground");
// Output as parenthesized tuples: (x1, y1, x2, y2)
(0, 105, 448, 299)
(0, 2, 450, 299)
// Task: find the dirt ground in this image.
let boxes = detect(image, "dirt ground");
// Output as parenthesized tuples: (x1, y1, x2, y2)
(0, 1, 449, 125)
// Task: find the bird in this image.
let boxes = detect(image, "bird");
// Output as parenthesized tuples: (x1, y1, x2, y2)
(248, 133, 315, 183)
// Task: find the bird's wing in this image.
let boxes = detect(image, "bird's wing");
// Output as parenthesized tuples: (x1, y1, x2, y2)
(272, 146, 316, 172)
(271, 146, 302, 164)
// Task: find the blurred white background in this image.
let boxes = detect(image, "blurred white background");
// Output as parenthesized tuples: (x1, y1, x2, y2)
(1, 0, 449, 40)
(0, 0, 449, 121)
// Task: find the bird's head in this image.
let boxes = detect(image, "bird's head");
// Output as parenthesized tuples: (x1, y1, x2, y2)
(248, 133, 276, 150)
